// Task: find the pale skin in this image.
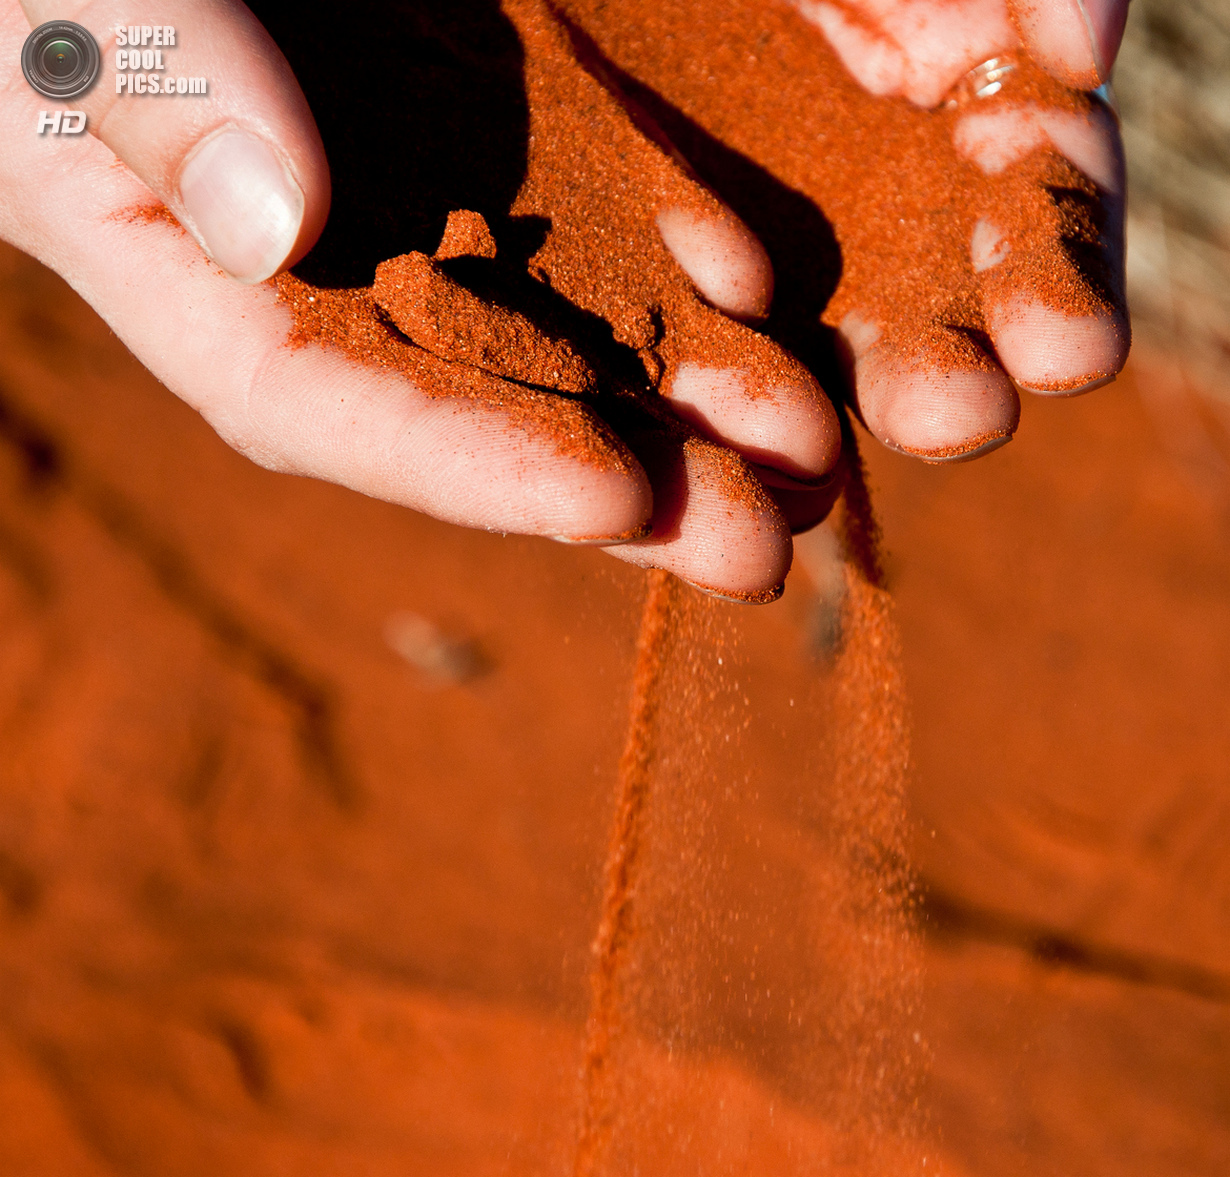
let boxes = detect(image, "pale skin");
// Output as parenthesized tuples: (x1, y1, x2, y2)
(796, 0, 1130, 459)
(1, 0, 1129, 599)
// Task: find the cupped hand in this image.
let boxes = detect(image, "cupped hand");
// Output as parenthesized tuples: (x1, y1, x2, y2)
(1, 0, 843, 603)
(563, 0, 1130, 463)
(794, 0, 1131, 457)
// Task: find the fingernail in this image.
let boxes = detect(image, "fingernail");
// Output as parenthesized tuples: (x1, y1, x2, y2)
(677, 575, 785, 605)
(884, 431, 1013, 463)
(1016, 372, 1117, 397)
(550, 522, 653, 546)
(790, 514, 833, 536)
(178, 126, 304, 283)
(1078, 0, 1129, 81)
(752, 463, 840, 491)
(1089, 80, 1120, 120)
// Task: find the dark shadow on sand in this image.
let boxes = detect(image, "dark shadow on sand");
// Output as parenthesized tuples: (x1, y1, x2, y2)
(590, 54, 848, 396)
(250, 0, 849, 400)
(248, 0, 531, 288)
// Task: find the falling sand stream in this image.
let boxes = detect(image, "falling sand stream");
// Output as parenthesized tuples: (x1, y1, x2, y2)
(572, 453, 926, 1175)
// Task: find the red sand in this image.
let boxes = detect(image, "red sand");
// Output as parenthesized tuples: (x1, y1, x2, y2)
(273, 0, 819, 524)
(0, 228, 925, 1173)
(277, 0, 1119, 403)
(0, 237, 1227, 1173)
(576, 559, 920, 1175)
(575, 569, 676, 1177)
(0, 0, 1219, 1172)
(560, 0, 1123, 418)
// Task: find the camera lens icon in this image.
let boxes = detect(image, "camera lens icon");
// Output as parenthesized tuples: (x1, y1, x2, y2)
(22, 21, 100, 100)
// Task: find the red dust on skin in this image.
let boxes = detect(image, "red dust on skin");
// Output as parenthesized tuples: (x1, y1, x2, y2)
(559, 0, 1127, 455)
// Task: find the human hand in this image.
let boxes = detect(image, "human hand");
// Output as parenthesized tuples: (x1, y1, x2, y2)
(794, 0, 1130, 456)
(799, 0, 1128, 102)
(1, 0, 833, 604)
(266, 0, 844, 600)
(563, 0, 1131, 462)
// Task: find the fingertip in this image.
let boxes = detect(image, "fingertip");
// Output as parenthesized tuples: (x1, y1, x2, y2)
(986, 296, 1129, 393)
(543, 464, 655, 543)
(282, 128, 331, 274)
(666, 361, 840, 480)
(524, 427, 655, 543)
(656, 206, 774, 321)
(889, 431, 1014, 463)
(606, 433, 792, 598)
(1012, 0, 1117, 88)
(852, 345, 1021, 460)
(675, 576, 787, 605)
(971, 217, 1012, 272)
(447, 406, 657, 542)
(1083, 0, 1130, 77)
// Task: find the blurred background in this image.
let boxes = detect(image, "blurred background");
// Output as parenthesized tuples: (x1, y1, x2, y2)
(1120, 0, 1230, 398)
(1, 2, 1229, 1174)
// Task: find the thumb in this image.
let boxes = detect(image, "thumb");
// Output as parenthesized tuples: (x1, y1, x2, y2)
(19, 0, 330, 282)
(1011, 0, 1131, 89)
